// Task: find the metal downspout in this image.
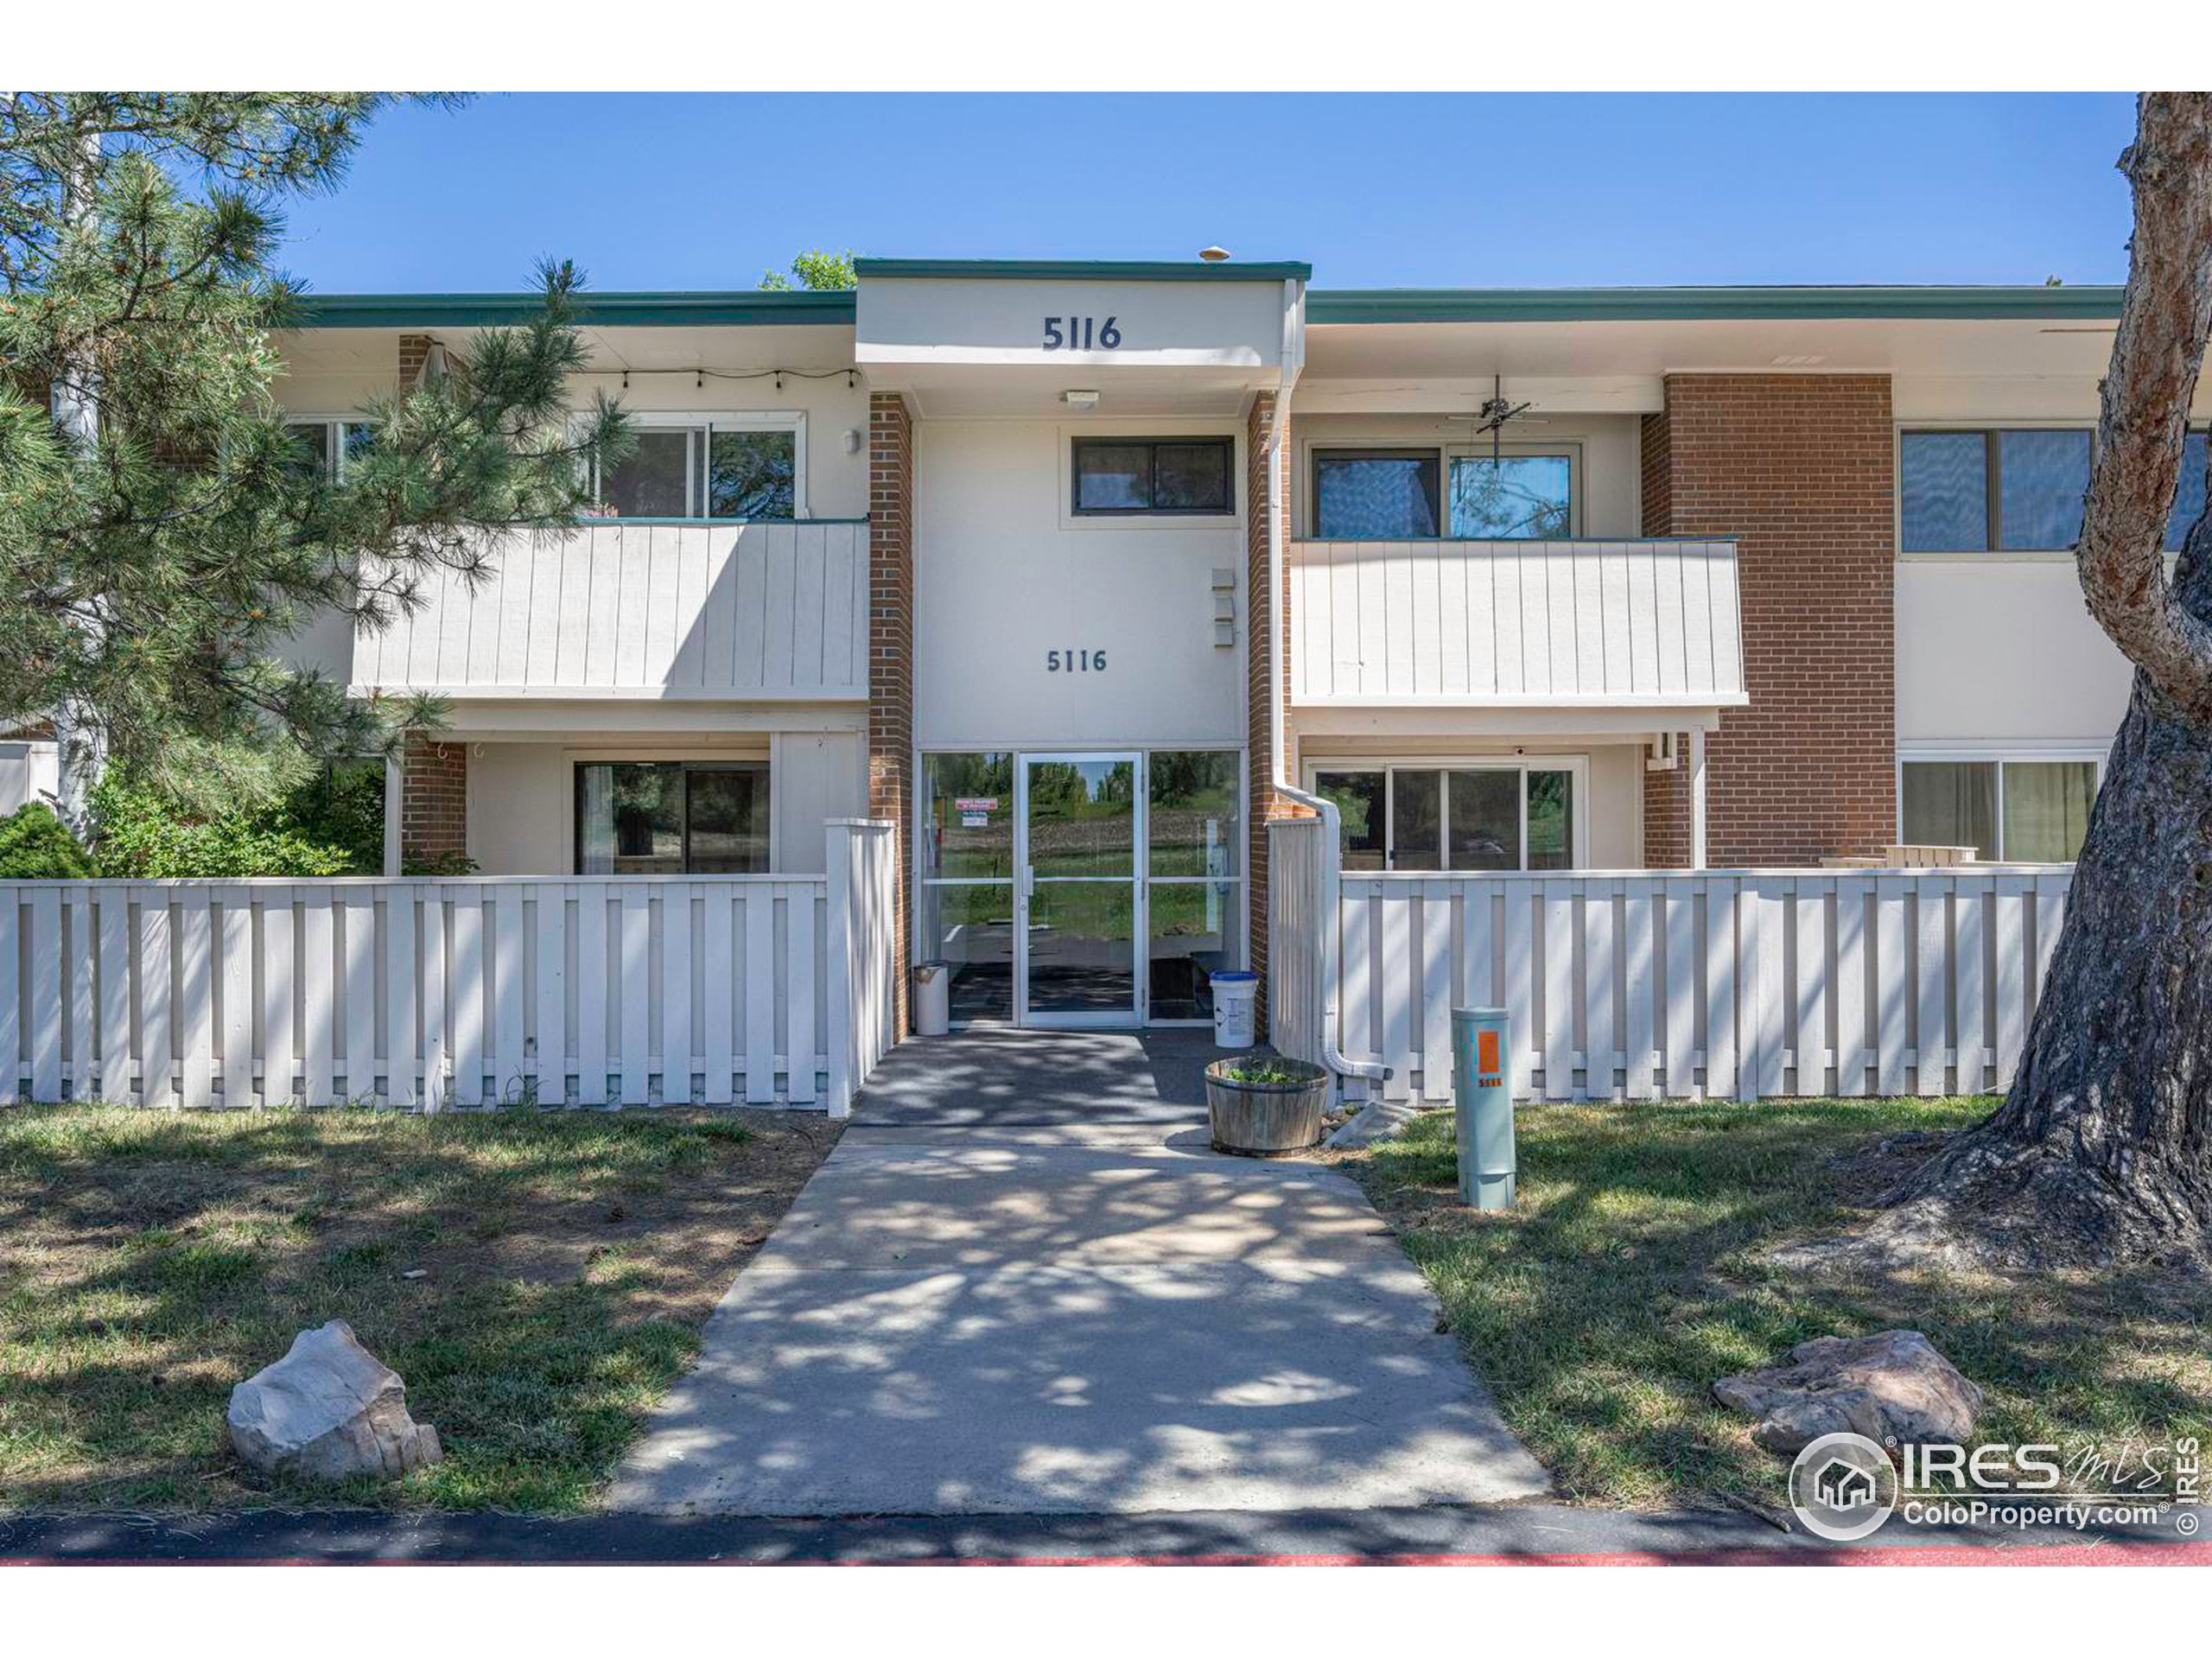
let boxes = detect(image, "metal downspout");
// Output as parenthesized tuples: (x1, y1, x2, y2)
(1265, 277, 1389, 1087)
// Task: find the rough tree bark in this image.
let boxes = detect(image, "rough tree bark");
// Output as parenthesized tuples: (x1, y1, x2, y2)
(1872, 93, 2212, 1272)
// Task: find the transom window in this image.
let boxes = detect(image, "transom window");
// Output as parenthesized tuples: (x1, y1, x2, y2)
(1071, 437, 1234, 516)
(1900, 754, 2101, 863)
(1895, 428, 2208, 553)
(283, 417, 376, 479)
(575, 762, 770, 874)
(588, 416, 801, 521)
(1312, 447, 1576, 540)
(1309, 763, 1580, 872)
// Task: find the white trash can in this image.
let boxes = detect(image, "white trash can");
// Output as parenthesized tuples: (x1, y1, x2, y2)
(913, 962, 951, 1037)
(1211, 970, 1258, 1049)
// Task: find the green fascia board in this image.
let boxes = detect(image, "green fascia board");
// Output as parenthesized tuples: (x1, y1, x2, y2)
(1306, 286, 2126, 324)
(854, 257, 1313, 283)
(293, 290, 856, 329)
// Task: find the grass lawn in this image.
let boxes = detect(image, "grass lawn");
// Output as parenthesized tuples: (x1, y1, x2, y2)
(0, 1104, 836, 1512)
(1332, 1098, 2212, 1512)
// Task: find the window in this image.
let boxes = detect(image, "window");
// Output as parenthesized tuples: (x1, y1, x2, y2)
(1311, 763, 1580, 871)
(1313, 450, 1440, 538)
(1071, 438, 1232, 515)
(575, 763, 769, 874)
(1146, 751, 1243, 1021)
(283, 418, 376, 479)
(588, 416, 800, 521)
(1448, 454, 1574, 538)
(1900, 429, 2094, 552)
(1312, 448, 1575, 539)
(1900, 756, 2099, 861)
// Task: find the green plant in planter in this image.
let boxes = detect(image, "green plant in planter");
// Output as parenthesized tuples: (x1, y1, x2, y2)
(1214, 1059, 1318, 1086)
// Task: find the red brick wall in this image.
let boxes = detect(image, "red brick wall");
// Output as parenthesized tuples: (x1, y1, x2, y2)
(398, 334, 432, 391)
(400, 734, 467, 869)
(868, 392, 916, 1038)
(1640, 373, 1896, 866)
(1245, 391, 1310, 1034)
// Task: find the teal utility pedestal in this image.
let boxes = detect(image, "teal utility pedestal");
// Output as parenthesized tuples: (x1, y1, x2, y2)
(1452, 1007, 1516, 1210)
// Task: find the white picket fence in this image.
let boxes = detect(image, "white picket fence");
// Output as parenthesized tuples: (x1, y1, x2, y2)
(1269, 821, 2073, 1103)
(0, 819, 898, 1115)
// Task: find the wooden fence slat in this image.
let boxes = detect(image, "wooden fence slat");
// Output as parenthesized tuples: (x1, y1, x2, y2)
(1541, 880, 1574, 1101)
(1836, 879, 1868, 1097)
(67, 889, 95, 1099)
(743, 887, 776, 1103)
(303, 894, 335, 1106)
(1378, 887, 1414, 1101)
(0, 895, 19, 1103)
(99, 887, 132, 1103)
(1955, 875, 1988, 1095)
(1340, 887, 1374, 1084)
(493, 890, 524, 1105)
(419, 893, 448, 1112)
(262, 888, 296, 1105)
(1582, 881, 1615, 1101)
(534, 887, 569, 1103)
(1662, 880, 1697, 1097)
(1875, 876, 1911, 1096)
(29, 888, 62, 1103)
(451, 888, 485, 1106)
(786, 886, 816, 1104)
(140, 897, 175, 1107)
(662, 885, 694, 1104)
(619, 886, 650, 1104)
(339, 892, 374, 1101)
(1993, 876, 2029, 1091)
(1624, 878, 1656, 1100)
(177, 893, 214, 1108)
(576, 884, 607, 1104)
(385, 887, 417, 1109)
(1792, 880, 1827, 1095)
(1703, 879, 1737, 1102)
(1420, 880, 1452, 1102)
(1502, 882, 1535, 1101)
(702, 885, 735, 1104)
(1914, 879, 1950, 1096)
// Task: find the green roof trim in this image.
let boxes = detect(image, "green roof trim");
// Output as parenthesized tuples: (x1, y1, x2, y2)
(1306, 285, 2126, 324)
(292, 290, 856, 329)
(854, 257, 1313, 283)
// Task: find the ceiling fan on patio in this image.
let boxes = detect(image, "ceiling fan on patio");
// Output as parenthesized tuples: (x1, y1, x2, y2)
(1435, 374, 1548, 461)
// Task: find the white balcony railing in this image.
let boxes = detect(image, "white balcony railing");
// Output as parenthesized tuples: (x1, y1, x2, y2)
(1289, 537, 1745, 708)
(351, 520, 870, 702)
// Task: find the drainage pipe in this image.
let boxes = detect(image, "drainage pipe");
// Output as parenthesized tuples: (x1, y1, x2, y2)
(1264, 277, 1389, 1088)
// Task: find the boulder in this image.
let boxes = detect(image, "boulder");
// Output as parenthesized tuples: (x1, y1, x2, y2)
(1713, 1329, 1983, 1455)
(227, 1319, 442, 1481)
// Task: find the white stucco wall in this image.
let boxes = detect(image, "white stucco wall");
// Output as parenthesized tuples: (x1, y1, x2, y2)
(1896, 560, 2132, 746)
(913, 419, 1249, 749)
(461, 728, 861, 877)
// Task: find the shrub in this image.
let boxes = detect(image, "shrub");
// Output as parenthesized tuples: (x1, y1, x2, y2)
(89, 761, 384, 880)
(0, 804, 93, 878)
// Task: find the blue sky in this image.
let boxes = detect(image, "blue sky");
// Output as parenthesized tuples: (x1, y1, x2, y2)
(279, 93, 2139, 294)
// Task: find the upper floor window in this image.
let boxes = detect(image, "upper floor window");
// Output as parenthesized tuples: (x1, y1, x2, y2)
(588, 415, 800, 521)
(283, 418, 375, 479)
(1312, 447, 1574, 539)
(1071, 437, 1233, 516)
(1901, 428, 2095, 552)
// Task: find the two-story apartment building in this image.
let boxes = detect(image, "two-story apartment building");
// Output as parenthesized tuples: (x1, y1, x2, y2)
(274, 259, 2153, 1039)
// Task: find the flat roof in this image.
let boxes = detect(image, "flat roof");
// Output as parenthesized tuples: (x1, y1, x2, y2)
(289, 281, 2127, 331)
(1305, 285, 2126, 324)
(855, 257, 1314, 283)
(292, 290, 856, 328)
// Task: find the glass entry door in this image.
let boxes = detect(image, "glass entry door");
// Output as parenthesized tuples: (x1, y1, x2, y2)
(1018, 753, 1142, 1027)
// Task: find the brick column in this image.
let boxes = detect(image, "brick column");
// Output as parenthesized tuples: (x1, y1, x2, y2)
(1638, 373, 1896, 866)
(1245, 391, 1302, 1036)
(868, 392, 916, 1039)
(398, 334, 434, 391)
(399, 734, 467, 872)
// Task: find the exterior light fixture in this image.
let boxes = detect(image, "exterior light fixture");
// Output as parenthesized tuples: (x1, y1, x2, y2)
(1063, 390, 1101, 409)
(1198, 246, 1231, 262)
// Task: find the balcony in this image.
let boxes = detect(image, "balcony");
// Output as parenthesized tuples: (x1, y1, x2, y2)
(350, 520, 870, 702)
(1288, 537, 1745, 713)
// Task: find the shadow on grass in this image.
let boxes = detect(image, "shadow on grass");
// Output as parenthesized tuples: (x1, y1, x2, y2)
(0, 1104, 834, 1512)
(1338, 1099, 2212, 1510)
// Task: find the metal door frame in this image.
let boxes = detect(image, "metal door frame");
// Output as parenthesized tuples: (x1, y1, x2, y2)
(1015, 750, 1146, 1029)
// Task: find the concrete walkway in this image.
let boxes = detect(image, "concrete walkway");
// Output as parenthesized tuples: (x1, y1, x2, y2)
(607, 1032, 1549, 1516)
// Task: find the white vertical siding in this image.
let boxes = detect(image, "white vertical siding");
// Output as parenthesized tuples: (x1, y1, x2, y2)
(353, 521, 868, 700)
(1290, 538, 1746, 706)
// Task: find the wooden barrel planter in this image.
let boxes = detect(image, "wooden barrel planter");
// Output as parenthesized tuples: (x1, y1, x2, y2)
(1204, 1058, 1330, 1155)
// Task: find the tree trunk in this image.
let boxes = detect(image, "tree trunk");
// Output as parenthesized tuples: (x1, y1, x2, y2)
(1880, 543, 2212, 1271)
